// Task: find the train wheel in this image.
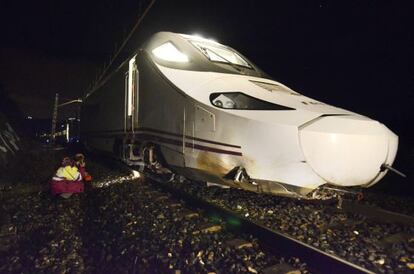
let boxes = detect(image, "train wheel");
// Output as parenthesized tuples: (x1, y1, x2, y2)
(142, 144, 161, 170)
(141, 144, 174, 177)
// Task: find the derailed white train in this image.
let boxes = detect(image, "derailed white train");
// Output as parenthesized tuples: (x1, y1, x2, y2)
(81, 32, 398, 198)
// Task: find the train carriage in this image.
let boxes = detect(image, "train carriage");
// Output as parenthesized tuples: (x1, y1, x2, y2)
(81, 31, 398, 198)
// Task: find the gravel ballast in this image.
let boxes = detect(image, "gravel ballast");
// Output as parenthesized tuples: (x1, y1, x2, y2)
(0, 160, 308, 273)
(165, 177, 414, 274)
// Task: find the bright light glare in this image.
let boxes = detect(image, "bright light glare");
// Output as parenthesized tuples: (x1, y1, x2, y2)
(131, 170, 141, 178)
(181, 33, 219, 44)
(128, 56, 136, 116)
(152, 42, 189, 62)
(66, 123, 69, 142)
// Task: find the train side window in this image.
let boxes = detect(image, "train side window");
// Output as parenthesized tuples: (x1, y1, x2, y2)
(209, 92, 294, 111)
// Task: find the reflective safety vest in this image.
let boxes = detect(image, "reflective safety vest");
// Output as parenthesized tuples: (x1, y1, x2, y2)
(55, 166, 82, 181)
(50, 166, 84, 195)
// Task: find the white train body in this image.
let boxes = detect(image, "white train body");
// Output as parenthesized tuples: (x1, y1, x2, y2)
(81, 32, 398, 197)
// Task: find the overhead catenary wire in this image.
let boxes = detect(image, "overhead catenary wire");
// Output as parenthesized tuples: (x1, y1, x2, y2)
(89, 0, 156, 94)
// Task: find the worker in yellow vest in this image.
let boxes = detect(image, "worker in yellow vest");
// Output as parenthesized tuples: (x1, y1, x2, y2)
(50, 157, 84, 198)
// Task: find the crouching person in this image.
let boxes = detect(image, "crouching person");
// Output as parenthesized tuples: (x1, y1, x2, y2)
(74, 153, 92, 181)
(74, 153, 93, 191)
(50, 156, 84, 198)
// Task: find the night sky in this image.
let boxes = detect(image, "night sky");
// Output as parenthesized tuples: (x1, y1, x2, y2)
(1, 0, 413, 144)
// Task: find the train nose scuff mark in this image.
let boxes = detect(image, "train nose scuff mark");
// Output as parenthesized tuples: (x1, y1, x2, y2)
(196, 151, 234, 178)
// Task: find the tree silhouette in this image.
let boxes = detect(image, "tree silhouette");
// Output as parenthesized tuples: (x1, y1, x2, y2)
(0, 82, 25, 136)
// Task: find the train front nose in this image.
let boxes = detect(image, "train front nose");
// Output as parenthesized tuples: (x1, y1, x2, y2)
(299, 115, 398, 186)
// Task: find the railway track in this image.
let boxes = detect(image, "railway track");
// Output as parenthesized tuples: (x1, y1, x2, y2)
(102, 172, 311, 273)
(143, 172, 375, 274)
(90, 154, 414, 273)
(141, 170, 414, 274)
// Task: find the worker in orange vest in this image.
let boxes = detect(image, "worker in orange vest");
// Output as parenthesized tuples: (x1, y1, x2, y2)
(74, 153, 92, 182)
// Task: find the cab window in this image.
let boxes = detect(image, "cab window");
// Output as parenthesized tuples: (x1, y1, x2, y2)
(191, 41, 251, 68)
(210, 92, 294, 110)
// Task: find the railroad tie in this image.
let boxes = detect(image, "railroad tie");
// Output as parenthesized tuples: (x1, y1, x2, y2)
(225, 238, 253, 249)
(154, 195, 169, 202)
(193, 223, 222, 235)
(179, 210, 199, 220)
(262, 263, 301, 274)
(144, 190, 159, 196)
(167, 202, 182, 208)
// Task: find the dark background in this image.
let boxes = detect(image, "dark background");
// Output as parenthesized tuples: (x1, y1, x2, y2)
(1, 0, 413, 191)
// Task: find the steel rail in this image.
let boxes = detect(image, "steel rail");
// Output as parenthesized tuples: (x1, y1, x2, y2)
(145, 173, 374, 274)
(341, 199, 414, 226)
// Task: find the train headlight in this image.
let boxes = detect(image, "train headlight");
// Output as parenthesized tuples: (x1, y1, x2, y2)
(152, 42, 189, 62)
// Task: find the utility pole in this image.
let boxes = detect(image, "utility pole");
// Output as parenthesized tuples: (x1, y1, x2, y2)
(50, 95, 82, 145)
(51, 93, 59, 144)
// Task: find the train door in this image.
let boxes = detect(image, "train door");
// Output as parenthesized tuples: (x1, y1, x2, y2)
(184, 102, 216, 161)
(182, 101, 219, 182)
(121, 55, 140, 164)
(124, 55, 139, 132)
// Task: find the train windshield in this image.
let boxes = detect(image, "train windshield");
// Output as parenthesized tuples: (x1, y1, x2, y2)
(190, 40, 252, 68)
(210, 92, 294, 110)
